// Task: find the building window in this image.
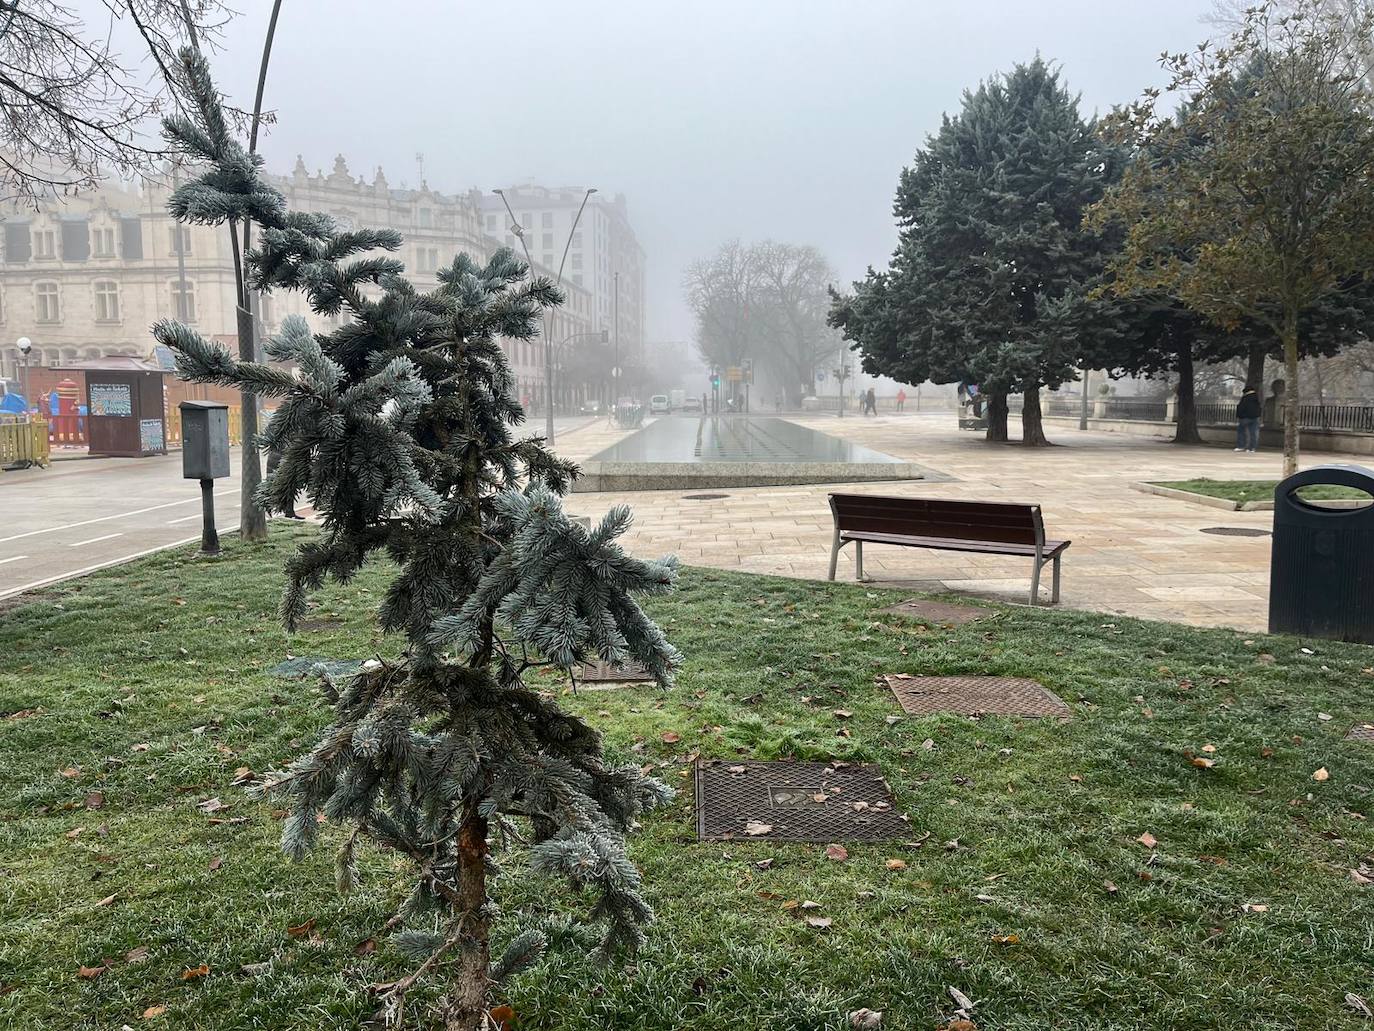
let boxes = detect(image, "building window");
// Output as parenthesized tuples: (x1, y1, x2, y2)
(486, 213, 498, 232)
(542, 253, 553, 268)
(171, 280, 196, 322)
(542, 212, 553, 228)
(35, 282, 60, 322)
(33, 229, 56, 259)
(572, 273, 583, 286)
(168, 225, 192, 256)
(541, 233, 553, 250)
(93, 280, 120, 322)
(572, 232, 582, 248)
(571, 252, 582, 269)
(418, 207, 433, 228)
(92, 226, 116, 257)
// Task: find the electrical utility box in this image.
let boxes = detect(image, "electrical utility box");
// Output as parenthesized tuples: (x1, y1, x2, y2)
(179, 400, 230, 481)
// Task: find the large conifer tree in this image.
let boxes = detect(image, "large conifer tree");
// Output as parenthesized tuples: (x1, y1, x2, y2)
(832, 58, 1117, 444)
(153, 50, 680, 1030)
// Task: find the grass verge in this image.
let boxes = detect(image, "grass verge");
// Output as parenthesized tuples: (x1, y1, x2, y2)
(1154, 478, 1371, 505)
(2, 525, 1373, 1030)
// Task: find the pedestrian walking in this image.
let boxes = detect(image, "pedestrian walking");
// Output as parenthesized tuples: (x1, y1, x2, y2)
(864, 387, 877, 416)
(896, 388, 906, 412)
(1235, 386, 1262, 453)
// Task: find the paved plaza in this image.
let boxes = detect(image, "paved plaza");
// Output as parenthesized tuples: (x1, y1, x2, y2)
(556, 411, 1364, 633)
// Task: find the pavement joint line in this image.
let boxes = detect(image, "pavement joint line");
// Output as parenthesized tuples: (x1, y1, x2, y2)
(0, 488, 237, 544)
(0, 555, 26, 566)
(0, 527, 239, 600)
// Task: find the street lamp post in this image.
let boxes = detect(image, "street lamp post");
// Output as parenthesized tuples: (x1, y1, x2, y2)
(16, 336, 32, 412)
(492, 186, 597, 447)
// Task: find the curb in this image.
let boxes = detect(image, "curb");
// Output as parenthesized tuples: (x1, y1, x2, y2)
(1130, 482, 1244, 511)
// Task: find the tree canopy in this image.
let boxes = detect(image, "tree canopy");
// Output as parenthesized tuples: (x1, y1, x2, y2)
(832, 57, 1120, 443)
(1090, 0, 1374, 473)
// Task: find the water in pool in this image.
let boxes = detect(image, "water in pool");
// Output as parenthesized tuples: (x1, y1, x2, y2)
(587, 416, 905, 464)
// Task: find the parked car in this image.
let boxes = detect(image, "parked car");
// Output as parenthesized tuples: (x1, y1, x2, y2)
(682, 396, 703, 414)
(579, 399, 602, 415)
(649, 394, 670, 415)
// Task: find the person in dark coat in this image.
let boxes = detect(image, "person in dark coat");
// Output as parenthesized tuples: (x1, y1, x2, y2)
(1235, 386, 1262, 453)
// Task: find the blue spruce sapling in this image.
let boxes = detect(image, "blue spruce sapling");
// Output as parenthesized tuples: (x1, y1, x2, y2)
(153, 49, 680, 1030)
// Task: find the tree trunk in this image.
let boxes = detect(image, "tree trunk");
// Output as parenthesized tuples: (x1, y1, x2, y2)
(1245, 342, 1266, 392)
(984, 391, 1009, 442)
(443, 808, 491, 1031)
(1173, 346, 1202, 444)
(235, 300, 268, 542)
(1280, 313, 1301, 478)
(1020, 384, 1049, 446)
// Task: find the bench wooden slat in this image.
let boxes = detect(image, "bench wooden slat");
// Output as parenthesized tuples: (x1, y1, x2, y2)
(840, 529, 1070, 558)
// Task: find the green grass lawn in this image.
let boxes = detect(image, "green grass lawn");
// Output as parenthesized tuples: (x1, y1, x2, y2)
(3, 526, 1374, 1030)
(1155, 478, 1372, 505)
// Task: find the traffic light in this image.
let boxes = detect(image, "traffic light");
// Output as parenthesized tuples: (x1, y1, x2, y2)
(710, 370, 721, 388)
(741, 358, 753, 384)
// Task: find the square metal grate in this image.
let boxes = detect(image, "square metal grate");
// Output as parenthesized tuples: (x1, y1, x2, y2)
(694, 759, 910, 842)
(1347, 722, 1374, 743)
(881, 598, 989, 626)
(883, 674, 1071, 719)
(577, 659, 656, 684)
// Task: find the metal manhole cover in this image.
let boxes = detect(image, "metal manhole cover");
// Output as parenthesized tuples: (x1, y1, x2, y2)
(1347, 722, 1374, 743)
(577, 659, 655, 683)
(883, 674, 1071, 719)
(1199, 526, 1271, 537)
(293, 617, 343, 632)
(881, 599, 988, 626)
(683, 493, 730, 501)
(695, 759, 909, 842)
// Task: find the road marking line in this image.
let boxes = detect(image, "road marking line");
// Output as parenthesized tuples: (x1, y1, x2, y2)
(0, 555, 27, 566)
(167, 513, 202, 525)
(0, 527, 239, 600)
(0, 488, 238, 544)
(69, 533, 123, 548)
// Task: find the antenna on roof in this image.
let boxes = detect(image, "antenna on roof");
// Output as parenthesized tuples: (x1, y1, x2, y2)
(415, 152, 425, 187)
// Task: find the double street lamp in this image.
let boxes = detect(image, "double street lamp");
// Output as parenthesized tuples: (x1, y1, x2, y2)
(491, 186, 597, 446)
(16, 336, 33, 411)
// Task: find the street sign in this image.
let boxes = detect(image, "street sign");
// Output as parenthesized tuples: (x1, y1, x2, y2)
(611, 366, 621, 378)
(726, 366, 743, 382)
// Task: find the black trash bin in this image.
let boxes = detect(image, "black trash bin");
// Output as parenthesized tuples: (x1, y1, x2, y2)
(1269, 464, 1374, 643)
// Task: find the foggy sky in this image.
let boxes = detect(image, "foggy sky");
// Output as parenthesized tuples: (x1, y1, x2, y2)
(192, 1, 1212, 348)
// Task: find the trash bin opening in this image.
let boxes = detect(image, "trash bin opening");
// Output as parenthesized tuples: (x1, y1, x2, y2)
(1288, 483, 1374, 511)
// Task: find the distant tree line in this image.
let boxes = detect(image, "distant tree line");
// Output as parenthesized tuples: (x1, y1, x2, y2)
(683, 239, 841, 405)
(830, 0, 1374, 474)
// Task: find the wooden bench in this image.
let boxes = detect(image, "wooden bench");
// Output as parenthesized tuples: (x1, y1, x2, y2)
(827, 493, 1070, 605)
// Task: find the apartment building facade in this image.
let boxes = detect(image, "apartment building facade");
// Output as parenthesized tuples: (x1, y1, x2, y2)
(1, 157, 603, 410)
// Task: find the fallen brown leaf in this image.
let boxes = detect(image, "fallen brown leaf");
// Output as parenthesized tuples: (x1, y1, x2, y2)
(125, 946, 150, 964)
(354, 938, 377, 956)
(1313, 767, 1330, 782)
(743, 821, 773, 836)
(1137, 832, 1157, 848)
(286, 917, 316, 939)
(77, 964, 107, 980)
(848, 1008, 884, 1029)
(84, 791, 104, 810)
(142, 1005, 167, 1020)
(885, 858, 908, 871)
(660, 731, 680, 744)
(208, 856, 223, 871)
(182, 964, 209, 980)
(804, 916, 832, 929)
(825, 844, 849, 862)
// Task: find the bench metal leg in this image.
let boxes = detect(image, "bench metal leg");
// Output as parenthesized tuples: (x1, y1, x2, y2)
(828, 527, 842, 581)
(1029, 556, 1042, 606)
(855, 541, 864, 581)
(1051, 555, 1062, 604)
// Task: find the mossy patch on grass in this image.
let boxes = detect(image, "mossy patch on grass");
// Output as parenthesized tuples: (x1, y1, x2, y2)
(2, 525, 1373, 1030)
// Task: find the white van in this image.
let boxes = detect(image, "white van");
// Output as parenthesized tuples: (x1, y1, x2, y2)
(649, 394, 670, 415)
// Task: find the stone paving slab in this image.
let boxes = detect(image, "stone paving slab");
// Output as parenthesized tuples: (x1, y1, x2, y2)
(554, 412, 1371, 633)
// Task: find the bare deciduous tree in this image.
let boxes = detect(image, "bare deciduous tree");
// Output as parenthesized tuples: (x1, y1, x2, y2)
(0, 0, 230, 205)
